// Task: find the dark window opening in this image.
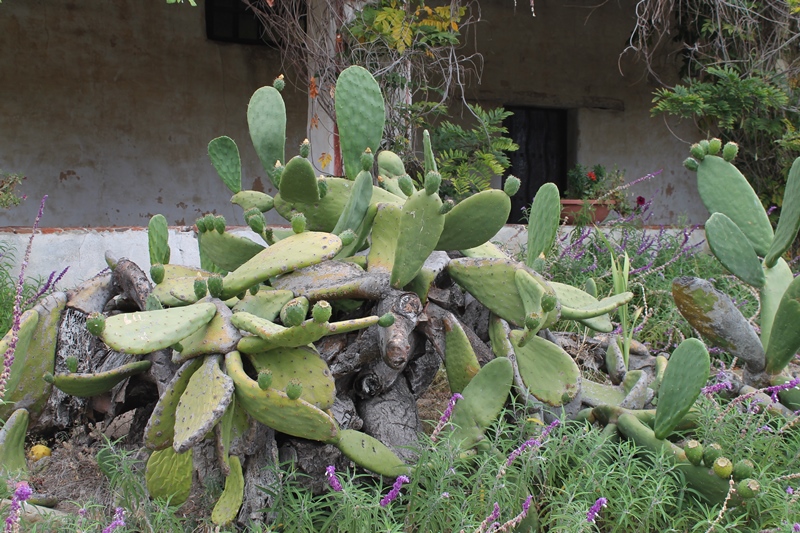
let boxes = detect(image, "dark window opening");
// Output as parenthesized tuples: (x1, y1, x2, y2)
(207, 0, 304, 46)
(502, 107, 569, 224)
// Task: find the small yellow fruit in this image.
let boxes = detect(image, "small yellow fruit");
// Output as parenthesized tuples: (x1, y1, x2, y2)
(29, 444, 52, 462)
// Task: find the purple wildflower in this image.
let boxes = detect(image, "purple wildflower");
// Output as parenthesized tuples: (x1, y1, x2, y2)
(474, 502, 501, 533)
(586, 497, 607, 523)
(787, 486, 794, 495)
(506, 419, 560, 467)
(431, 393, 463, 442)
(325, 465, 343, 492)
(757, 425, 774, 433)
(764, 378, 800, 403)
(493, 495, 533, 532)
(441, 492, 451, 499)
(379, 475, 410, 507)
(4, 482, 32, 533)
(101, 507, 125, 533)
(701, 381, 734, 397)
(793, 524, 800, 533)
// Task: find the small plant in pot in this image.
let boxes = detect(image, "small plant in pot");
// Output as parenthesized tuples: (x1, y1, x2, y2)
(562, 164, 629, 224)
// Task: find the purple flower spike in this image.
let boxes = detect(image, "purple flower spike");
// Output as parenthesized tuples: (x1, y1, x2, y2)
(506, 419, 560, 467)
(474, 502, 502, 533)
(701, 381, 733, 397)
(492, 495, 534, 532)
(793, 524, 800, 533)
(379, 475, 410, 507)
(764, 378, 800, 403)
(430, 393, 463, 442)
(325, 465, 343, 492)
(586, 497, 607, 523)
(4, 482, 32, 533)
(787, 486, 794, 495)
(101, 507, 125, 533)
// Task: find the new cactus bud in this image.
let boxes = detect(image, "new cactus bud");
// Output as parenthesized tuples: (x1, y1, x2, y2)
(257, 370, 273, 390)
(683, 157, 699, 172)
(273, 74, 285, 92)
(214, 215, 227, 234)
(317, 179, 328, 199)
(736, 479, 760, 499)
(281, 297, 309, 327)
(145, 294, 163, 311)
(707, 138, 722, 155)
(86, 312, 106, 336)
(249, 284, 260, 296)
(361, 148, 374, 171)
(150, 263, 165, 284)
(398, 174, 414, 197)
(291, 212, 307, 234)
(299, 138, 311, 158)
(273, 160, 284, 188)
(207, 274, 224, 299)
(524, 312, 541, 332)
(312, 301, 332, 323)
(424, 171, 441, 195)
(722, 142, 739, 162)
(732, 459, 755, 481)
(703, 443, 723, 468)
(339, 229, 356, 246)
(246, 210, 266, 234)
(285, 379, 303, 400)
(504, 175, 521, 197)
(698, 139, 710, 152)
(713, 456, 733, 478)
(194, 278, 208, 300)
(439, 199, 455, 215)
(66, 356, 78, 373)
(237, 291, 247, 300)
(196, 216, 208, 233)
(690, 143, 706, 161)
(378, 313, 395, 327)
(684, 439, 703, 466)
(202, 214, 216, 233)
(541, 293, 558, 313)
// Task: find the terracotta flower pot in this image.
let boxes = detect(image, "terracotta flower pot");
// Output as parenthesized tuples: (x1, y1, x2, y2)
(559, 199, 614, 225)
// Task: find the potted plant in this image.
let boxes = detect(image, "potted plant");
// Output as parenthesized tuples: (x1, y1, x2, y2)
(562, 164, 629, 224)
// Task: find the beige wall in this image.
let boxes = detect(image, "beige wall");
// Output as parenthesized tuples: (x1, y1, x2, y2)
(0, 1, 307, 228)
(473, 0, 708, 224)
(1, 0, 707, 229)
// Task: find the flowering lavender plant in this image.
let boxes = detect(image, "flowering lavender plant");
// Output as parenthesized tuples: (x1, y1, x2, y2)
(4, 482, 32, 533)
(379, 475, 410, 507)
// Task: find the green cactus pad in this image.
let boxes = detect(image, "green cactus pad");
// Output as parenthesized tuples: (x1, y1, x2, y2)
(390, 189, 445, 289)
(231, 190, 274, 213)
(435, 190, 511, 251)
(208, 136, 242, 194)
(672, 277, 765, 372)
(148, 214, 170, 266)
(235, 315, 333, 353)
(151, 271, 210, 307)
(761, 258, 794, 351)
(695, 155, 774, 256)
(654, 338, 709, 439)
(248, 86, 286, 186)
(422, 129, 438, 174)
(581, 379, 626, 407)
(764, 273, 800, 374)
(526, 183, 561, 266)
(460, 242, 509, 259)
(488, 314, 514, 359)
(444, 313, 481, 393)
(367, 202, 402, 274)
(327, 315, 383, 334)
(232, 289, 294, 322)
(144, 357, 204, 450)
(336, 203, 378, 260)
(377, 150, 405, 178)
(198, 230, 266, 273)
(510, 331, 581, 406)
(765, 158, 800, 267)
(216, 399, 237, 474)
(145, 447, 193, 506)
(0, 409, 29, 478)
(245, 345, 335, 410)
(335, 66, 385, 180)
(332, 169, 374, 236)
(449, 357, 513, 452)
(447, 257, 533, 327)
(705, 212, 764, 287)
(173, 301, 241, 363)
(211, 455, 244, 526)
(550, 281, 633, 332)
(336, 429, 410, 477)
(221, 232, 342, 299)
(280, 156, 320, 204)
(616, 413, 686, 463)
(45, 360, 152, 398)
(225, 351, 339, 443)
(0, 293, 64, 422)
(173, 354, 235, 454)
(100, 303, 217, 355)
(515, 269, 559, 328)
(377, 175, 410, 199)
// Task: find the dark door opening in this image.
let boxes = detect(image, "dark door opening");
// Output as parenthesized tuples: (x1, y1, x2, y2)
(502, 107, 569, 223)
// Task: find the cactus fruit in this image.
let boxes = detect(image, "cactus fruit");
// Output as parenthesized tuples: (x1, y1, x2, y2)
(378, 313, 395, 327)
(732, 459, 755, 481)
(683, 158, 699, 172)
(150, 263, 166, 285)
(273, 74, 285, 91)
(65, 356, 78, 373)
(86, 312, 106, 336)
(361, 148, 374, 171)
(398, 174, 414, 197)
(146, 447, 193, 506)
(257, 370, 273, 390)
(214, 215, 226, 234)
(424, 171, 442, 196)
(737, 479, 760, 499)
(291, 212, 307, 234)
(285, 379, 303, 400)
(281, 297, 310, 327)
(685, 440, 703, 466)
(703, 443, 723, 468)
(299, 138, 311, 158)
(504, 175, 521, 196)
(196, 216, 208, 233)
(440, 199, 454, 215)
(712, 456, 733, 478)
(690, 143, 706, 161)
(312, 301, 333, 323)
(245, 208, 266, 234)
(44, 360, 152, 398)
(207, 274, 224, 299)
(707, 138, 722, 155)
(193, 278, 208, 300)
(722, 141, 738, 161)
(208, 136, 242, 194)
(339, 229, 357, 246)
(653, 338, 710, 439)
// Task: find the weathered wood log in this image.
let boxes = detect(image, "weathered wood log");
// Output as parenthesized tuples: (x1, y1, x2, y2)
(111, 258, 152, 311)
(357, 377, 420, 463)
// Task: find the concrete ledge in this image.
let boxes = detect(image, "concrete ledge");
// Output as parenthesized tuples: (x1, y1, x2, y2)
(0, 225, 707, 289)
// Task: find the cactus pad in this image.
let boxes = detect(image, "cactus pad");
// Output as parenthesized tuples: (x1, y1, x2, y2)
(45, 360, 152, 398)
(145, 447, 193, 505)
(510, 331, 581, 406)
(211, 455, 244, 526)
(280, 156, 320, 204)
(443, 313, 481, 393)
(526, 183, 561, 266)
(0, 409, 29, 478)
(654, 338, 710, 439)
(148, 214, 171, 266)
(335, 66, 385, 180)
(336, 429, 410, 477)
(208, 136, 242, 194)
(436, 190, 511, 251)
(198, 230, 266, 273)
(248, 86, 286, 186)
(391, 189, 445, 289)
(144, 357, 204, 450)
(705, 212, 765, 287)
(245, 345, 335, 409)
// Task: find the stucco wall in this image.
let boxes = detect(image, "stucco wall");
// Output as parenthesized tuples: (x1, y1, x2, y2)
(0, 1, 306, 228)
(474, 0, 708, 224)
